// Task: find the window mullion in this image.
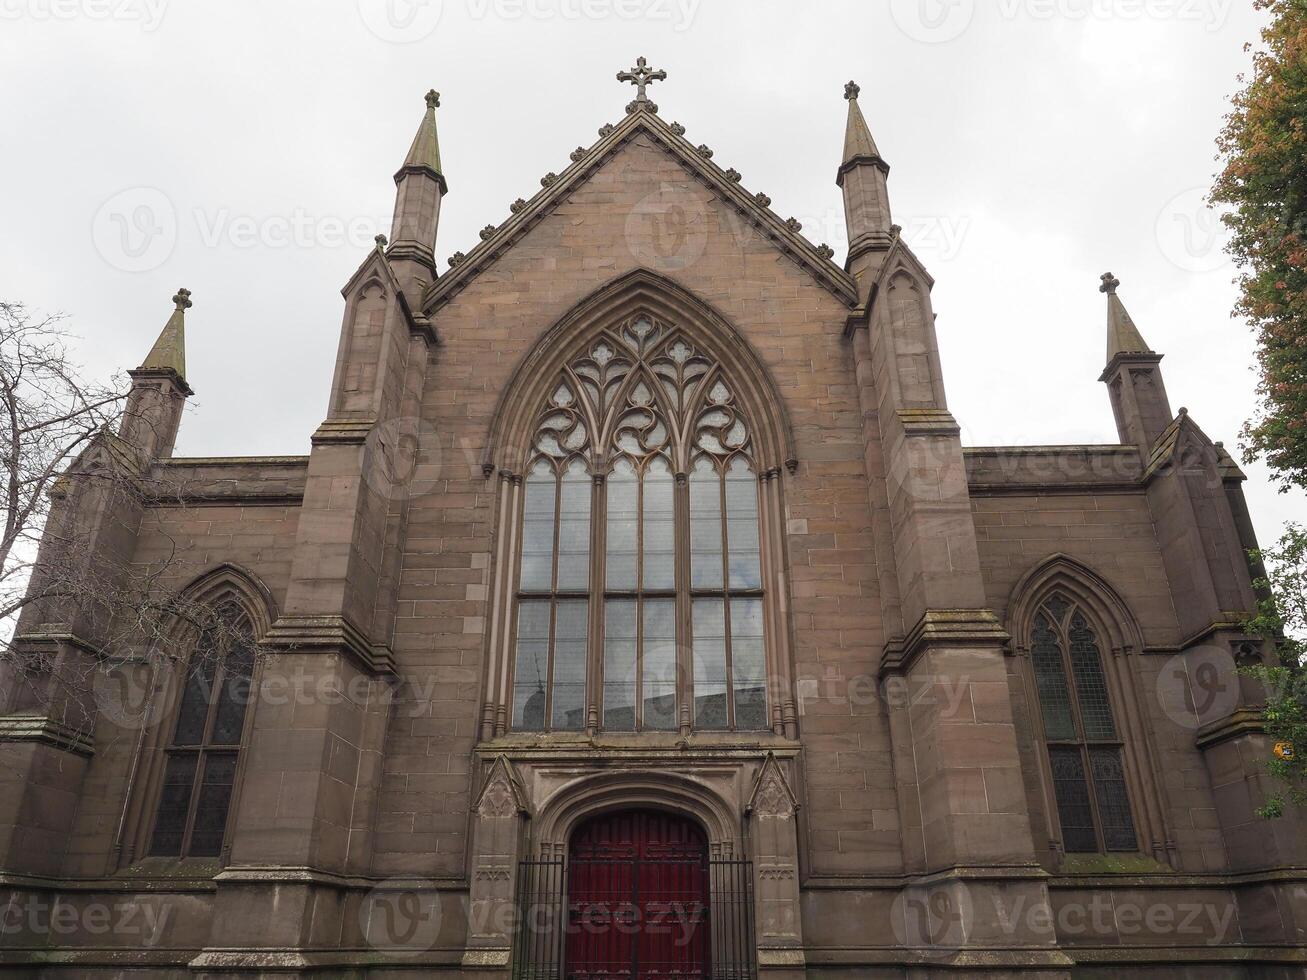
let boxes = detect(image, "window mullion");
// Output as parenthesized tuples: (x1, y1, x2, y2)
(588, 472, 606, 735)
(718, 468, 734, 730)
(675, 470, 691, 735)
(544, 467, 563, 729)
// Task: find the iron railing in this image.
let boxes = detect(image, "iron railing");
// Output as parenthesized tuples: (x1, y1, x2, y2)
(511, 855, 756, 980)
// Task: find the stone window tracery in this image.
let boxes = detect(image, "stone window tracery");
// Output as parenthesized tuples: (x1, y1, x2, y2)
(1029, 594, 1138, 854)
(508, 313, 769, 734)
(148, 602, 256, 858)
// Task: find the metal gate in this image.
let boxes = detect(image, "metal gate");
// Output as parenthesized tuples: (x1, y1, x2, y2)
(511, 849, 756, 980)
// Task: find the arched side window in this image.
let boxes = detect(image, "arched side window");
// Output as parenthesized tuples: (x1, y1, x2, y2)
(1028, 594, 1138, 854)
(508, 314, 768, 734)
(147, 602, 256, 858)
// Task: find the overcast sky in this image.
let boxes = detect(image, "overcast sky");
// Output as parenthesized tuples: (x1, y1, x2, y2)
(2, 0, 1298, 548)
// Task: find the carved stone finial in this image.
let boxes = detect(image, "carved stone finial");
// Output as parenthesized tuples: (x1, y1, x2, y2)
(755, 192, 772, 208)
(374, 234, 388, 248)
(448, 251, 466, 267)
(510, 198, 527, 214)
(570, 146, 587, 162)
(599, 123, 616, 137)
(725, 168, 741, 182)
(670, 121, 687, 137)
(785, 217, 803, 233)
(890, 223, 903, 238)
(172, 287, 192, 311)
(817, 243, 835, 260)
(480, 224, 497, 241)
(845, 80, 861, 101)
(425, 89, 441, 109)
(1178, 406, 1188, 417)
(1100, 271, 1121, 295)
(617, 56, 668, 105)
(541, 172, 559, 188)
(696, 144, 713, 159)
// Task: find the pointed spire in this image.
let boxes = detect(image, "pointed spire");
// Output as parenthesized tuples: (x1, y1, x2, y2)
(138, 287, 191, 380)
(1100, 272, 1153, 361)
(842, 80, 887, 172)
(396, 89, 446, 192)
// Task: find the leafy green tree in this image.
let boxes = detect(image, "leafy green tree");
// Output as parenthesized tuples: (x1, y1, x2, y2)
(1212, 0, 1307, 492)
(1243, 525, 1307, 817)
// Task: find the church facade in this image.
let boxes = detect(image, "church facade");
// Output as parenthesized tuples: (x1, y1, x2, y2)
(2, 63, 1305, 978)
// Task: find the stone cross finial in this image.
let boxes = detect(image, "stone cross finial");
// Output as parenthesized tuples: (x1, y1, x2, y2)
(1100, 272, 1120, 295)
(375, 234, 388, 248)
(172, 287, 192, 311)
(845, 80, 861, 101)
(618, 57, 667, 103)
(425, 89, 440, 109)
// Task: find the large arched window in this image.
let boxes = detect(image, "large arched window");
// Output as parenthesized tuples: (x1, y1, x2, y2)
(508, 313, 768, 733)
(1028, 593, 1138, 854)
(147, 602, 256, 858)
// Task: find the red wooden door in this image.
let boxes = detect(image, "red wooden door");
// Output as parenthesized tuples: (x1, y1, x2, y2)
(566, 810, 710, 980)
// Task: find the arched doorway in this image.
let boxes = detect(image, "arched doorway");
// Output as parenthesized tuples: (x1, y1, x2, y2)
(567, 809, 711, 979)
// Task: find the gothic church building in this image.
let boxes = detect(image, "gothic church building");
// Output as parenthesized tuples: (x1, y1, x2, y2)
(2, 64, 1305, 977)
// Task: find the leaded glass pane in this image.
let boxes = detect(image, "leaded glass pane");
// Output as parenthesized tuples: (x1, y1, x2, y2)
(603, 600, 637, 731)
(1031, 614, 1075, 740)
(519, 463, 557, 592)
(1068, 613, 1117, 740)
(551, 600, 588, 731)
(556, 461, 591, 591)
(188, 752, 238, 857)
(692, 599, 728, 729)
(731, 598, 768, 730)
(512, 600, 551, 731)
(690, 459, 723, 590)
(606, 461, 638, 592)
(1089, 747, 1138, 851)
(212, 630, 254, 746)
(149, 753, 198, 856)
(642, 458, 675, 590)
(1049, 746, 1098, 853)
(643, 599, 678, 730)
(725, 459, 761, 590)
(173, 653, 216, 746)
